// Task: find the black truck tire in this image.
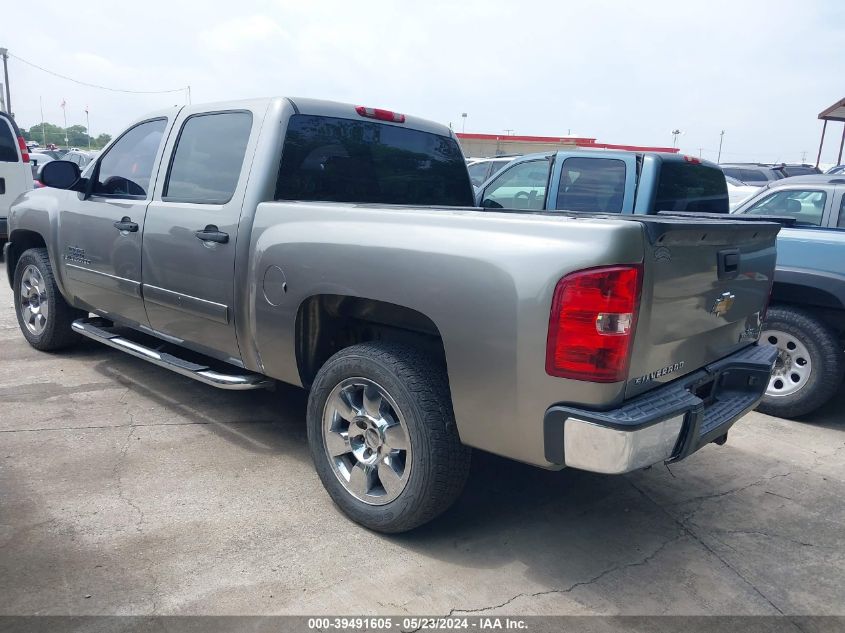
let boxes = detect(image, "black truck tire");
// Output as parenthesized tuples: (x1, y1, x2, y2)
(306, 341, 471, 533)
(757, 305, 844, 419)
(13, 248, 85, 351)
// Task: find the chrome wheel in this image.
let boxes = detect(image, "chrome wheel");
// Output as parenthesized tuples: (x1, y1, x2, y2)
(761, 328, 812, 397)
(19, 265, 49, 336)
(321, 377, 412, 505)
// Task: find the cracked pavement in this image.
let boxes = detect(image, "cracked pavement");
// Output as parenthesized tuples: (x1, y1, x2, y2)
(1, 260, 844, 616)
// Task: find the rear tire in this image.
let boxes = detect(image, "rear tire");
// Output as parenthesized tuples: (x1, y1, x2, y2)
(757, 305, 844, 419)
(13, 248, 85, 351)
(306, 342, 471, 533)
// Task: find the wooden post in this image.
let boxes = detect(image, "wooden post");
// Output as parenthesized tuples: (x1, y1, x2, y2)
(816, 119, 827, 168)
(838, 123, 845, 166)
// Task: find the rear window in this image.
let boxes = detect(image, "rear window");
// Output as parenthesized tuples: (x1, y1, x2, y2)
(556, 157, 626, 213)
(275, 114, 473, 206)
(0, 118, 18, 162)
(781, 166, 819, 177)
(741, 168, 772, 183)
(654, 162, 729, 213)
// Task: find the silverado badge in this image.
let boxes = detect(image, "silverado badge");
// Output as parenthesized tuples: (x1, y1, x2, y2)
(711, 291, 736, 317)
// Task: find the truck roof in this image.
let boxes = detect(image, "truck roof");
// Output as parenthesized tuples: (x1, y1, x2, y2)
(121, 96, 454, 141)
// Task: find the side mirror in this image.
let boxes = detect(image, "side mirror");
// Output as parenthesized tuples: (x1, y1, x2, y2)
(40, 160, 81, 190)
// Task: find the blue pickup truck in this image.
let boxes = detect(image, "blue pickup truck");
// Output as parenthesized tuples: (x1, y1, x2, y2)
(733, 174, 845, 418)
(474, 150, 729, 214)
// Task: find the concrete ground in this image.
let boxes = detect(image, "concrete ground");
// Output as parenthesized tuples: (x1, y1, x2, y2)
(1, 260, 844, 617)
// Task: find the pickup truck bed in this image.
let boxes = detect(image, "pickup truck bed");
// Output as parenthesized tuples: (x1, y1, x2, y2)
(4, 96, 778, 532)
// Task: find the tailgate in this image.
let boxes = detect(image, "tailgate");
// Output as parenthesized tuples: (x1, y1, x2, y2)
(625, 216, 779, 398)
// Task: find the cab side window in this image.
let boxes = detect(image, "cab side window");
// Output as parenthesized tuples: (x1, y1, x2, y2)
(480, 160, 550, 209)
(743, 189, 827, 226)
(164, 111, 252, 204)
(93, 119, 167, 198)
(556, 157, 626, 213)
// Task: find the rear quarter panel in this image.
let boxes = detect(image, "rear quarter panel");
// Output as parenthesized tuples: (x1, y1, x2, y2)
(247, 204, 645, 467)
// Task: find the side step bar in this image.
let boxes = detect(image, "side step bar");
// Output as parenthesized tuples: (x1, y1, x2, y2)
(71, 318, 273, 391)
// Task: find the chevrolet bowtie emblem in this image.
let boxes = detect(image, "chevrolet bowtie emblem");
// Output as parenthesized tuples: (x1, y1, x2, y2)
(711, 291, 736, 317)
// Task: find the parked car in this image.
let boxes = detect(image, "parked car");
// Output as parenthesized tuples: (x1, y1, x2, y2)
(733, 174, 845, 417)
(5, 97, 778, 532)
(466, 156, 518, 187)
(61, 149, 98, 169)
(28, 152, 55, 180)
(725, 175, 760, 210)
(0, 112, 34, 240)
(720, 163, 787, 186)
(826, 165, 845, 175)
(476, 150, 730, 213)
(775, 163, 823, 178)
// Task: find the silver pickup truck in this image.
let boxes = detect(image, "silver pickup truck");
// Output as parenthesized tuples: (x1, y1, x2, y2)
(4, 97, 778, 532)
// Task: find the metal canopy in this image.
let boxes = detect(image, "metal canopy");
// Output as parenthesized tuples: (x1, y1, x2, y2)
(816, 97, 845, 167)
(819, 98, 845, 123)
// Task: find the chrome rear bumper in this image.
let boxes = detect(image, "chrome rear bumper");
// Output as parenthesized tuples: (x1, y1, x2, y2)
(543, 344, 777, 474)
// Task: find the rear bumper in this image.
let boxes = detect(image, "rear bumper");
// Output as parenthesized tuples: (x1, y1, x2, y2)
(543, 344, 777, 474)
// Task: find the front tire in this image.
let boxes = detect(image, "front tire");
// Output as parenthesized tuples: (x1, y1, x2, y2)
(306, 342, 471, 533)
(13, 248, 85, 351)
(757, 305, 844, 418)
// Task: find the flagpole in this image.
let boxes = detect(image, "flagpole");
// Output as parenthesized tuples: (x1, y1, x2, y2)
(40, 96, 46, 146)
(62, 99, 68, 148)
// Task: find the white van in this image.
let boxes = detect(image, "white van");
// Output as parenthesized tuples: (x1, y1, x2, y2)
(1, 112, 34, 240)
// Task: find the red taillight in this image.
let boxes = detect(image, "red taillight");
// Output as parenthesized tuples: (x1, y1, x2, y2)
(545, 265, 642, 383)
(17, 137, 30, 163)
(355, 106, 406, 123)
(683, 155, 700, 164)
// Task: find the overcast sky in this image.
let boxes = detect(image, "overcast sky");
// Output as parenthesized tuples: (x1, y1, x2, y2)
(3, 0, 844, 164)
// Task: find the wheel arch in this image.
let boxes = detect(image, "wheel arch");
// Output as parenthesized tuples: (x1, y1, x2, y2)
(294, 294, 448, 389)
(772, 268, 845, 311)
(5, 229, 48, 289)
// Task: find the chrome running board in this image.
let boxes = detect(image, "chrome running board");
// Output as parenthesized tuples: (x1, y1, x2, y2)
(71, 318, 272, 391)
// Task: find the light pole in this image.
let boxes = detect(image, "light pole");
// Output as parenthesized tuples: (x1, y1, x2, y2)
(0, 48, 11, 115)
(461, 112, 467, 133)
(672, 129, 681, 148)
(717, 130, 725, 163)
(85, 106, 91, 149)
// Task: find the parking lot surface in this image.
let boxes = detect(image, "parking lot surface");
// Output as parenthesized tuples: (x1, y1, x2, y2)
(1, 260, 844, 617)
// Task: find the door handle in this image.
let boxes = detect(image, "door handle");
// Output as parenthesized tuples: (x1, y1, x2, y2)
(113, 217, 139, 232)
(194, 225, 229, 244)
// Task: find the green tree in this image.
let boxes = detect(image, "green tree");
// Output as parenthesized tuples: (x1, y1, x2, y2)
(94, 133, 112, 149)
(23, 122, 111, 149)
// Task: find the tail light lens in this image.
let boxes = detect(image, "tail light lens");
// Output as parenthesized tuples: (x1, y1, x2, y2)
(546, 265, 642, 383)
(17, 137, 30, 163)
